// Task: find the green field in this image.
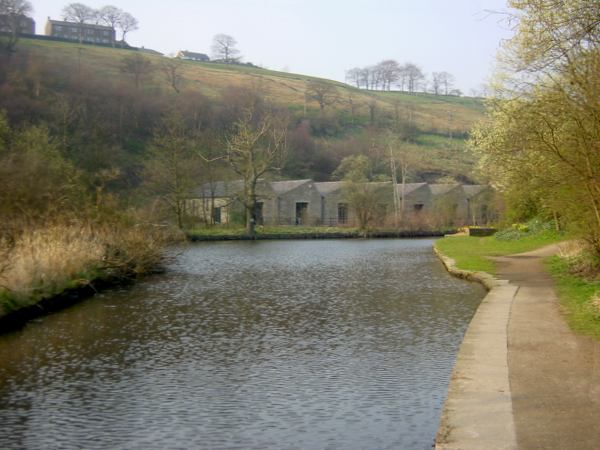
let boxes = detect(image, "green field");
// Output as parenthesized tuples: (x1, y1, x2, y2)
(17, 38, 483, 142)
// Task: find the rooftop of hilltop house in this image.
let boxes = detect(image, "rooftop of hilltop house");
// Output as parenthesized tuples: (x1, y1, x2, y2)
(176, 50, 210, 61)
(45, 18, 115, 31)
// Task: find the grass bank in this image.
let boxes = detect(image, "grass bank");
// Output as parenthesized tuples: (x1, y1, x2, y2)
(546, 257, 600, 339)
(187, 226, 449, 241)
(435, 225, 600, 339)
(434, 230, 564, 273)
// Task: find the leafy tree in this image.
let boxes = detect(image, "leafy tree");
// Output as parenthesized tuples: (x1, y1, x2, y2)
(142, 112, 202, 229)
(472, 0, 600, 255)
(334, 155, 378, 230)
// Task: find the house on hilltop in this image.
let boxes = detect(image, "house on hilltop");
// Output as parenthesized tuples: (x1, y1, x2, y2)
(176, 50, 210, 62)
(0, 14, 35, 35)
(45, 18, 115, 45)
(187, 179, 495, 228)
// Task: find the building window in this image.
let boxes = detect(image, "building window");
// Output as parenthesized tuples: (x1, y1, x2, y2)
(337, 203, 348, 224)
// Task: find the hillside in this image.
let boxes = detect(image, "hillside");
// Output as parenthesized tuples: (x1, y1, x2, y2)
(3, 38, 485, 183)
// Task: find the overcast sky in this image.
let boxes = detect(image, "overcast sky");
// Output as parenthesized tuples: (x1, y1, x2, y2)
(33, 0, 515, 94)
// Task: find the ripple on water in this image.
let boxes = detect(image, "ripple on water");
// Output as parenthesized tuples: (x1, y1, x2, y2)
(0, 239, 484, 450)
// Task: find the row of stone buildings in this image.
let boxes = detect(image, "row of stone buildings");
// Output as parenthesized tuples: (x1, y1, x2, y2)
(188, 180, 495, 228)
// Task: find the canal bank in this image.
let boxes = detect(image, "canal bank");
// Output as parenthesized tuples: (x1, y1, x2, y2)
(187, 228, 450, 241)
(433, 247, 517, 449)
(435, 243, 600, 449)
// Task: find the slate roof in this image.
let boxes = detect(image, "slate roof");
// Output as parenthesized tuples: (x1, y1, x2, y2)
(177, 50, 209, 60)
(429, 184, 461, 196)
(48, 19, 113, 31)
(191, 180, 244, 198)
(396, 182, 428, 196)
(314, 182, 344, 195)
(191, 180, 491, 201)
(462, 185, 488, 198)
(270, 179, 311, 194)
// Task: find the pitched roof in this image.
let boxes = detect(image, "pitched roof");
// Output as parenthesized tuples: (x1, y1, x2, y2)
(462, 185, 488, 198)
(48, 18, 113, 31)
(314, 181, 344, 195)
(270, 179, 311, 194)
(396, 182, 428, 196)
(191, 180, 244, 198)
(429, 184, 461, 196)
(177, 50, 209, 59)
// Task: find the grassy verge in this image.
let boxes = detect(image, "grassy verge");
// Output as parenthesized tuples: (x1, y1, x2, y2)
(546, 257, 600, 339)
(188, 226, 361, 239)
(186, 226, 448, 240)
(434, 230, 564, 273)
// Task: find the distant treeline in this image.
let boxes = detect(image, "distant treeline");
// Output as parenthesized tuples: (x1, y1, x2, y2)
(346, 60, 461, 96)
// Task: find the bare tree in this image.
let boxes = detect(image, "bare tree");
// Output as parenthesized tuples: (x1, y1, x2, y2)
(226, 107, 287, 237)
(432, 71, 455, 95)
(376, 59, 400, 91)
(120, 54, 152, 89)
(211, 33, 240, 63)
(345, 67, 362, 88)
(116, 11, 138, 44)
(431, 71, 443, 95)
(402, 63, 425, 94)
(98, 5, 121, 46)
(161, 58, 184, 94)
(305, 80, 339, 111)
(0, 0, 33, 54)
(62, 2, 96, 44)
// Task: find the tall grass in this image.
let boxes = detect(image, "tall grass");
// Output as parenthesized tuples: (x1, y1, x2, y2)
(0, 222, 167, 315)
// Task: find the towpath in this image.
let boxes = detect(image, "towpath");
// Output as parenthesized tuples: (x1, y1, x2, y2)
(495, 245, 600, 449)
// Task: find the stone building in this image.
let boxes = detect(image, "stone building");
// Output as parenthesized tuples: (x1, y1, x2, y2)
(188, 179, 495, 228)
(0, 14, 35, 35)
(45, 18, 115, 45)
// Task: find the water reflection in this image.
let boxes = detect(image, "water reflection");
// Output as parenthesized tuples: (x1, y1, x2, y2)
(0, 239, 484, 449)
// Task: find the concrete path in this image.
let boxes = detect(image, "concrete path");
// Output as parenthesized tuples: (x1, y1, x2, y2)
(496, 245, 600, 449)
(436, 244, 600, 449)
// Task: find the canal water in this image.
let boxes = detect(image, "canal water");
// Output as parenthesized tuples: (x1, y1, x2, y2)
(0, 239, 485, 450)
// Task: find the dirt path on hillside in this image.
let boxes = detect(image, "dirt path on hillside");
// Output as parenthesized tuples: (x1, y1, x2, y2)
(493, 245, 600, 449)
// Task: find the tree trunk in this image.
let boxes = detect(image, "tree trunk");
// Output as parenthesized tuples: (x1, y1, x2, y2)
(245, 206, 255, 237)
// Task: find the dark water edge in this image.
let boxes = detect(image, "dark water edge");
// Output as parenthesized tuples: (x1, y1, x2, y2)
(188, 229, 453, 241)
(0, 239, 485, 450)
